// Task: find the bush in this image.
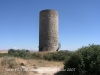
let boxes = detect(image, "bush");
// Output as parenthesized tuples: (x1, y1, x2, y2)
(7, 49, 72, 61)
(64, 44, 100, 75)
(43, 50, 72, 61)
(30, 53, 42, 59)
(8, 49, 30, 59)
(53, 50, 72, 61)
(0, 53, 8, 57)
(43, 53, 54, 61)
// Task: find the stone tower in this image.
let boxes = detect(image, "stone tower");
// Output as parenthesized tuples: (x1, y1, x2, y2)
(39, 9, 58, 51)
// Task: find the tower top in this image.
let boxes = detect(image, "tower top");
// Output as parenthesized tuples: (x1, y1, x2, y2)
(40, 9, 58, 13)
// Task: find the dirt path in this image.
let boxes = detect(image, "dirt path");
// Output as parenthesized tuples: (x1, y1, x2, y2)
(32, 67, 62, 75)
(21, 66, 63, 75)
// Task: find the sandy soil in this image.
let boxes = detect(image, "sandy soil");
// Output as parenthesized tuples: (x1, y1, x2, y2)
(21, 66, 63, 75)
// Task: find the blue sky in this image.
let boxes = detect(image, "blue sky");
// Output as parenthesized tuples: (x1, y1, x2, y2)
(0, 0, 100, 51)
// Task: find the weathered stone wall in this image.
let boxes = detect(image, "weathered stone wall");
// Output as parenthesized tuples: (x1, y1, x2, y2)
(39, 9, 58, 51)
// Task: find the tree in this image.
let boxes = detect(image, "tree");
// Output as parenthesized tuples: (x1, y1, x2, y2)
(64, 44, 100, 75)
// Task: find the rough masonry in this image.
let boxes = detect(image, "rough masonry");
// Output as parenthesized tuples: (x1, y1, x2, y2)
(39, 9, 58, 51)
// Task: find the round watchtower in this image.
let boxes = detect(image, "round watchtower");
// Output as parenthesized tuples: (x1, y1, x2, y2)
(39, 9, 58, 51)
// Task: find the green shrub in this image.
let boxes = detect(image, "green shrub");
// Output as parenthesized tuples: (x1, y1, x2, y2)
(43, 53, 54, 61)
(30, 53, 42, 59)
(43, 50, 72, 61)
(0, 53, 8, 57)
(64, 44, 100, 75)
(7, 49, 72, 61)
(53, 50, 72, 61)
(8, 49, 30, 59)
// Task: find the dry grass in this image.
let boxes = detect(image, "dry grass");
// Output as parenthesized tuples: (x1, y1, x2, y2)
(27, 59, 63, 68)
(0, 57, 28, 75)
(0, 56, 63, 75)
